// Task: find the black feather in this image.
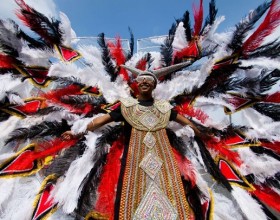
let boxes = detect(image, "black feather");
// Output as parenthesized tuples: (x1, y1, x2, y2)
(195, 137, 232, 191)
(191, 64, 238, 98)
(260, 69, 280, 93)
(126, 27, 134, 61)
(250, 146, 280, 161)
(5, 119, 70, 144)
(17, 2, 63, 46)
(201, 0, 218, 34)
(228, 1, 271, 51)
(248, 40, 280, 59)
(253, 103, 280, 121)
(97, 33, 117, 81)
(160, 22, 176, 67)
(166, 128, 192, 156)
(182, 11, 192, 42)
(61, 94, 106, 106)
(44, 140, 87, 177)
(183, 180, 204, 220)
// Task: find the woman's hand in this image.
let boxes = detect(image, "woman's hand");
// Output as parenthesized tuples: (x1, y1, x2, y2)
(61, 130, 77, 140)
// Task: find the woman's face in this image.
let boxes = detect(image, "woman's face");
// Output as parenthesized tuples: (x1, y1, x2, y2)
(136, 75, 156, 95)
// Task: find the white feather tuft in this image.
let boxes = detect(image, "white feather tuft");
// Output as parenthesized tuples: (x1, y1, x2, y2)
(213, 191, 243, 220)
(52, 131, 101, 213)
(231, 186, 267, 220)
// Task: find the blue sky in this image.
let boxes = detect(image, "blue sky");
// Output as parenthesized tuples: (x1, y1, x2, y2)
(0, 0, 269, 40)
(54, 0, 266, 39)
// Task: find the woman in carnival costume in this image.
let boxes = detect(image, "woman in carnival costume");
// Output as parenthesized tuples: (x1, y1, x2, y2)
(0, 0, 280, 219)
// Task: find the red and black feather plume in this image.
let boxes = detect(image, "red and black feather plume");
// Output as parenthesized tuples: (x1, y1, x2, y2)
(15, 0, 62, 46)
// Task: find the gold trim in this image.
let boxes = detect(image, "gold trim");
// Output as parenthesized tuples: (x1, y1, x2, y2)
(215, 156, 255, 191)
(54, 44, 82, 63)
(85, 211, 109, 220)
(0, 144, 43, 178)
(32, 174, 58, 220)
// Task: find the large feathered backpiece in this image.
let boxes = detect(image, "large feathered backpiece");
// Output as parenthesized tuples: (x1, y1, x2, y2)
(0, 0, 280, 219)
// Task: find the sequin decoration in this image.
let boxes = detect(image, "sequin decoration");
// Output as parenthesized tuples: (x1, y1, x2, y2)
(120, 97, 138, 107)
(154, 100, 173, 114)
(139, 112, 159, 130)
(143, 132, 156, 149)
(139, 152, 162, 180)
(133, 183, 178, 220)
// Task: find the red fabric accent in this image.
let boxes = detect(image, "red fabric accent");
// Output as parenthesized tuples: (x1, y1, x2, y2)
(4, 139, 77, 173)
(252, 185, 280, 212)
(174, 41, 200, 60)
(0, 54, 15, 69)
(192, 0, 204, 36)
(32, 184, 56, 220)
(1, 149, 36, 174)
(226, 95, 252, 109)
(205, 138, 242, 166)
(58, 45, 80, 62)
(10, 100, 42, 116)
(242, 0, 280, 54)
(264, 92, 280, 103)
(172, 148, 196, 187)
(218, 159, 241, 182)
(24, 67, 49, 84)
(223, 133, 246, 146)
(95, 138, 124, 219)
(83, 86, 101, 95)
(174, 99, 209, 123)
(107, 37, 128, 81)
(260, 141, 280, 154)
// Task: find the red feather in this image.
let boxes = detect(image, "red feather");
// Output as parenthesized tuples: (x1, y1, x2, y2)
(174, 99, 209, 123)
(13, 138, 77, 172)
(0, 54, 16, 69)
(204, 138, 242, 166)
(43, 85, 94, 114)
(252, 185, 280, 212)
(192, 0, 204, 36)
(95, 137, 124, 219)
(242, 0, 280, 54)
(172, 148, 196, 187)
(260, 141, 280, 154)
(107, 37, 128, 81)
(135, 57, 148, 71)
(15, 0, 61, 45)
(174, 40, 200, 61)
(263, 92, 280, 103)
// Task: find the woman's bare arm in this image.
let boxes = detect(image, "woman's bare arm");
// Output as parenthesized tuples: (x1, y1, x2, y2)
(62, 114, 113, 140)
(175, 114, 202, 137)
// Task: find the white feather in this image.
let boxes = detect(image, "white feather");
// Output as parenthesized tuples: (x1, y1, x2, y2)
(237, 148, 280, 183)
(59, 12, 77, 46)
(172, 22, 188, 50)
(231, 186, 268, 220)
(241, 108, 280, 141)
(240, 58, 280, 70)
(213, 191, 243, 220)
(0, 116, 19, 149)
(0, 177, 41, 220)
(51, 131, 101, 213)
